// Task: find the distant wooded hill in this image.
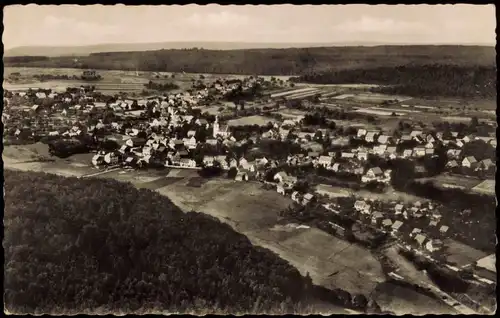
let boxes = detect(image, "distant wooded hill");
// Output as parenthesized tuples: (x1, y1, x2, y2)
(292, 64, 497, 99)
(5, 42, 493, 57)
(4, 45, 495, 76)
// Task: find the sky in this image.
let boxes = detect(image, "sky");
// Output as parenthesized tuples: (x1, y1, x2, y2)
(3, 4, 496, 49)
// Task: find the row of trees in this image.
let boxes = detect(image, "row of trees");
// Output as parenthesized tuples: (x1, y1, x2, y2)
(144, 81, 180, 91)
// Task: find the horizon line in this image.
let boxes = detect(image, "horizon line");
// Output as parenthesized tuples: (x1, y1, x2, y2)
(5, 40, 496, 50)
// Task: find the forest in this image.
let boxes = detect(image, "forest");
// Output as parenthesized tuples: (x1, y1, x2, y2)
(4, 170, 322, 314)
(292, 64, 497, 98)
(4, 45, 495, 75)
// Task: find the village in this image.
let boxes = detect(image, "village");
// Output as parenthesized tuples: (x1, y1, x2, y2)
(3, 70, 496, 303)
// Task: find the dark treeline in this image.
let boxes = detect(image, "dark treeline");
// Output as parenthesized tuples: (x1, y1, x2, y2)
(5, 56, 50, 63)
(292, 64, 496, 99)
(4, 45, 495, 75)
(144, 81, 180, 91)
(4, 170, 321, 314)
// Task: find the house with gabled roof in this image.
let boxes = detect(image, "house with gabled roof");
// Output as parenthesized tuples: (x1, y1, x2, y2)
(235, 171, 249, 181)
(317, 155, 333, 168)
(446, 160, 459, 169)
(402, 149, 413, 158)
(439, 225, 449, 234)
(371, 211, 384, 224)
(377, 135, 391, 144)
(414, 233, 427, 246)
(341, 152, 355, 159)
(357, 128, 367, 138)
(479, 158, 494, 170)
(365, 131, 378, 143)
(400, 134, 412, 142)
(410, 130, 423, 137)
(302, 193, 315, 206)
(394, 204, 404, 214)
(412, 147, 426, 157)
(363, 167, 383, 182)
(462, 156, 478, 168)
(357, 152, 368, 161)
(391, 220, 403, 234)
(354, 200, 371, 214)
(382, 218, 393, 228)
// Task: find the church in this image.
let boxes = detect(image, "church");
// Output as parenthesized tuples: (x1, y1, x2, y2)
(213, 116, 230, 138)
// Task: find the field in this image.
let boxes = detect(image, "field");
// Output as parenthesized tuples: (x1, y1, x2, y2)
(4, 66, 202, 94)
(353, 108, 405, 116)
(252, 227, 387, 296)
(372, 282, 457, 315)
(273, 109, 307, 120)
(4, 67, 293, 92)
(471, 180, 495, 196)
(137, 175, 387, 295)
(370, 106, 423, 113)
(351, 93, 413, 103)
(441, 116, 472, 123)
(442, 239, 489, 268)
(315, 184, 352, 198)
(2, 142, 53, 162)
(417, 174, 483, 191)
(227, 115, 276, 127)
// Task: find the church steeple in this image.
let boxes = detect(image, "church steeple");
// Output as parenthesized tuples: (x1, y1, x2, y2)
(213, 115, 219, 138)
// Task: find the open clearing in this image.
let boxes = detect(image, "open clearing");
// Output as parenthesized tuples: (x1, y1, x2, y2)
(443, 239, 489, 268)
(227, 115, 276, 127)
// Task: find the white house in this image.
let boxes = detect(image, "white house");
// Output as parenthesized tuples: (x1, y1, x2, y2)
(410, 130, 423, 137)
(382, 219, 393, 228)
(362, 167, 383, 183)
(412, 147, 426, 157)
(302, 193, 314, 206)
(447, 149, 461, 159)
(317, 155, 333, 168)
(357, 129, 367, 138)
(391, 220, 404, 234)
(235, 171, 249, 181)
(179, 158, 197, 168)
(439, 225, 449, 234)
(394, 204, 404, 214)
(446, 160, 459, 169)
(203, 156, 215, 167)
(92, 154, 104, 167)
(354, 200, 371, 214)
(414, 234, 427, 246)
(341, 152, 355, 159)
(377, 135, 391, 144)
(365, 131, 378, 143)
(462, 156, 478, 168)
(357, 152, 368, 161)
(402, 149, 413, 158)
